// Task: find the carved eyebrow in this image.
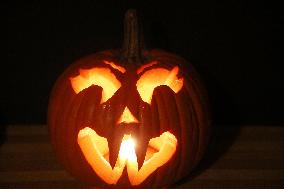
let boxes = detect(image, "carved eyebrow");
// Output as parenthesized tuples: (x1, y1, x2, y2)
(137, 61, 158, 74)
(136, 66, 184, 104)
(103, 60, 126, 73)
(70, 67, 121, 103)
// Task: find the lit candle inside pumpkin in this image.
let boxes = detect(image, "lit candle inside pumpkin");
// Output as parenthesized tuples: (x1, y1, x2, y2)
(78, 127, 177, 185)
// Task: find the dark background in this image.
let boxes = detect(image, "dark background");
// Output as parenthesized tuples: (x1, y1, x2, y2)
(0, 1, 281, 125)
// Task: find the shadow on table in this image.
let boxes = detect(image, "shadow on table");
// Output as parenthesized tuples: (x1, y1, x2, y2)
(193, 123, 240, 173)
(173, 125, 241, 188)
(172, 124, 241, 188)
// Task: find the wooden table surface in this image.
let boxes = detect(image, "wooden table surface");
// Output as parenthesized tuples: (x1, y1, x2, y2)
(0, 125, 283, 189)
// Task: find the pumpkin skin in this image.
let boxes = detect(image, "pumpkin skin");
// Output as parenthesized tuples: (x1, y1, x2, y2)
(48, 10, 210, 189)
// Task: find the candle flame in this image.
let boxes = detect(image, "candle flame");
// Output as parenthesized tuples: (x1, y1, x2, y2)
(118, 136, 136, 160)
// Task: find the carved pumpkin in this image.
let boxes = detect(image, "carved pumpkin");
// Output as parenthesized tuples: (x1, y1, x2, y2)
(48, 9, 210, 189)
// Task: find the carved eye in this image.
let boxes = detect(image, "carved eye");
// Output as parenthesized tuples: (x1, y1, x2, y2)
(136, 66, 184, 104)
(70, 68, 121, 103)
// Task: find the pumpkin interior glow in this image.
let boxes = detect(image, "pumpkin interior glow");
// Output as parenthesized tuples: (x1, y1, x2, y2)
(136, 66, 184, 104)
(136, 61, 158, 74)
(117, 107, 139, 124)
(70, 68, 121, 103)
(103, 60, 126, 73)
(78, 127, 177, 185)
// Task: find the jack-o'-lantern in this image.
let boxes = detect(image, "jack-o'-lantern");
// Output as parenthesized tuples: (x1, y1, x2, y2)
(48, 9, 210, 189)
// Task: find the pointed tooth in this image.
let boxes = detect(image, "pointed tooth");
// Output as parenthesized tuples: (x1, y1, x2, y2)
(134, 135, 149, 170)
(108, 131, 124, 168)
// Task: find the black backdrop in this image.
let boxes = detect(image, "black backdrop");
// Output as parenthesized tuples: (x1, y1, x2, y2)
(0, 1, 280, 125)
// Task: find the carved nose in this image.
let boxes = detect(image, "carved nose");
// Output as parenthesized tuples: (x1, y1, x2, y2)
(117, 107, 139, 124)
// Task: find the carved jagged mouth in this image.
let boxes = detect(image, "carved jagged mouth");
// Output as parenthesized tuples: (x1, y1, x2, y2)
(78, 127, 177, 186)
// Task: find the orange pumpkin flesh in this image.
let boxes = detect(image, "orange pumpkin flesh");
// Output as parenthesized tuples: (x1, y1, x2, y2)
(48, 9, 210, 189)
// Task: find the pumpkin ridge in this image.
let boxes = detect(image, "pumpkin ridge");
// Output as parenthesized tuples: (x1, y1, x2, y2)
(56, 88, 81, 178)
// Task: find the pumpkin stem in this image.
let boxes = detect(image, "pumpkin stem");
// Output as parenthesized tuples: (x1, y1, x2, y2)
(122, 9, 144, 64)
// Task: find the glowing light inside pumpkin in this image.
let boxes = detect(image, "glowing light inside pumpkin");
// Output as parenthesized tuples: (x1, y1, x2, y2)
(136, 61, 158, 74)
(103, 60, 126, 73)
(117, 107, 139, 124)
(70, 68, 121, 103)
(119, 136, 136, 160)
(136, 66, 184, 104)
(78, 127, 177, 185)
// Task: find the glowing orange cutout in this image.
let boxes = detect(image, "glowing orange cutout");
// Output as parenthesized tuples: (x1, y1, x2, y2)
(136, 66, 184, 104)
(78, 127, 177, 185)
(103, 60, 126, 73)
(137, 61, 158, 74)
(70, 68, 121, 103)
(117, 107, 139, 124)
